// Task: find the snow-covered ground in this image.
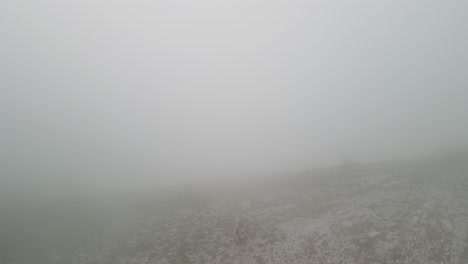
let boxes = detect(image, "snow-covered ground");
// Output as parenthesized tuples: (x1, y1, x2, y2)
(2, 154, 468, 264)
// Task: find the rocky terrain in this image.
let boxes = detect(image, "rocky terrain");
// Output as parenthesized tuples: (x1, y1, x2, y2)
(2, 153, 468, 264)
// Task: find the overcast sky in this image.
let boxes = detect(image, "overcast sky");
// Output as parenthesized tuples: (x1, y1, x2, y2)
(1, 0, 467, 196)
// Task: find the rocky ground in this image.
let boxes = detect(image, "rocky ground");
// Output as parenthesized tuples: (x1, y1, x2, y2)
(2, 153, 468, 264)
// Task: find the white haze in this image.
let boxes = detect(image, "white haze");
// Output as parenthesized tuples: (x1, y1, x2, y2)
(1, 0, 468, 197)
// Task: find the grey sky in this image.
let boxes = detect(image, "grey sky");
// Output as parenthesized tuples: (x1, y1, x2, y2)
(1, 0, 467, 195)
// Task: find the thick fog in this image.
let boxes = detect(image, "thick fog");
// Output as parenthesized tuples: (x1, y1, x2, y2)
(1, 0, 468, 198)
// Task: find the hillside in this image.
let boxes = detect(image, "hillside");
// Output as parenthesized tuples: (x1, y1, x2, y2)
(2, 153, 468, 264)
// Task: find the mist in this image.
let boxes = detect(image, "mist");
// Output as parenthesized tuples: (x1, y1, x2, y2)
(2, 1, 468, 263)
(2, 0, 467, 198)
